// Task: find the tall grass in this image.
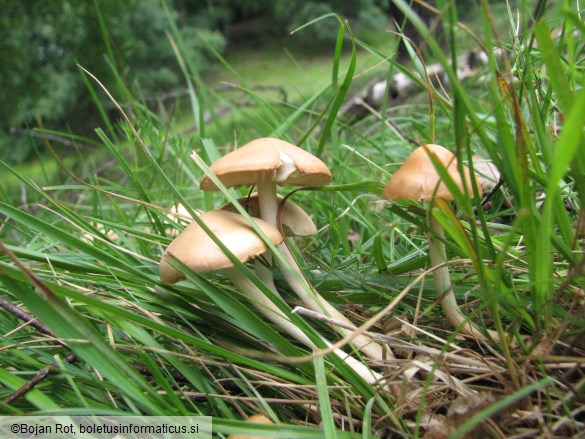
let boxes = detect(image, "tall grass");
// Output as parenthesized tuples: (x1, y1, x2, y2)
(1, 0, 584, 437)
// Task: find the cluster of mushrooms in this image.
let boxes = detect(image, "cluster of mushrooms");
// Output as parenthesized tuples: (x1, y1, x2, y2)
(159, 138, 493, 387)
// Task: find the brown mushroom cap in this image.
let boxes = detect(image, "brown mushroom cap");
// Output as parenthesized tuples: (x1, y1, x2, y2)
(227, 414, 275, 439)
(382, 144, 482, 202)
(159, 210, 284, 284)
(220, 193, 317, 236)
(199, 138, 332, 191)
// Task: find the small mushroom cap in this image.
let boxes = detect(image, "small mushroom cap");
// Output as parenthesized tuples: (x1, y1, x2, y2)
(199, 138, 332, 191)
(472, 156, 500, 192)
(382, 144, 482, 202)
(159, 210, 284, 284)
(168, 203, 197, 220)
(227, 414, 275, 439)
(165, 203, 198, 226)
(220, 193, 317, 236)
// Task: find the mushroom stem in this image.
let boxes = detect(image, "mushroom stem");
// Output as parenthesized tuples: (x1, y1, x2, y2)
(276, 245, 389, 361)
(254, 179, 387, 361)
(255, 178, 280, 288)
(426, 208, 498, 342)
(224, 268, 312, 345)
(223, 268, 382, 385)
(255, 259, 281, 298)
(256, 178, 280, 228)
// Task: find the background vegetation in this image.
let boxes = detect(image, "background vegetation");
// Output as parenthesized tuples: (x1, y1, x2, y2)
(2, 0, 481, 165)
(1, 0, 584, 437)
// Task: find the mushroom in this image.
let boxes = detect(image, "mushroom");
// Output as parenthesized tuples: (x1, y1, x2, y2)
(472, 156, 501, 193)
(163, 203, 198, 237)
(198, 141, 385, 361)
(160, 210, 382, 384)
(197, 137, 329, 313)
(167, 202, 197, 222)
(199, 138, 332, 229)
(220, 193, 317, 237)
(227, 413, 275, 439)
(159, 210, 308, 342)
(159, 210, 278, 282)
(382, 144, 496, 342)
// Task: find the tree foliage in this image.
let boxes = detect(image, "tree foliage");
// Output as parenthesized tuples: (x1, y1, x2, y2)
(1, 0, 464, 164)
(0, 0, 225, 164)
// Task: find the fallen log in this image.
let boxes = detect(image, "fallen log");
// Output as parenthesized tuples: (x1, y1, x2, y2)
(340, 49, 492, 119)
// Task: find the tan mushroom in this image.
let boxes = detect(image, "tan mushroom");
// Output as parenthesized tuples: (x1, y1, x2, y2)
(160, 210, 382, 384)
(382, 144, 479, 202)
(159, 210, 283, 284)
(196, 138, 326, 302)
(472, 156, 501, 192)
(227, 414, 274, 439)
(162, 203, 198, 237)
(199, 137, 331, 228)
(197, 139, 385, 361)
(382, 144, 497, 342)
(159, 211, 309, 341)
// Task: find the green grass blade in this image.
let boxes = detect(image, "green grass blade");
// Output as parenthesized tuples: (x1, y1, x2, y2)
(314, 355, 338, 439)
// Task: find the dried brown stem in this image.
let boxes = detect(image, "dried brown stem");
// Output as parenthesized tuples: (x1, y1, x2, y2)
(3, 353, 78, 405)
(0, 296, 60, 340)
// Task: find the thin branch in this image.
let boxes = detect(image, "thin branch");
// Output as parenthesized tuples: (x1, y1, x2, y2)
(0, 296, 56, 338)
(3, 353, 78, 405)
